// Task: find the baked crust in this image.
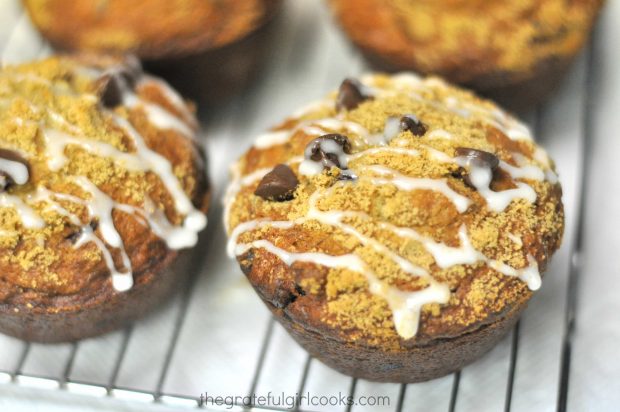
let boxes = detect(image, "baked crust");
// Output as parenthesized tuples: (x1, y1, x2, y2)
(264, 284, 527, 383)
(0, 55, 209, 342)
(226, 73, 564, 381)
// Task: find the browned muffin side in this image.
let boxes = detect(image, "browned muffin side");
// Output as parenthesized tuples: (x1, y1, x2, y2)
(328, 0, 604, 110)
(225, 73, 564, 382)
(22, 0, 283, 103)
(0, 55, 210, 342)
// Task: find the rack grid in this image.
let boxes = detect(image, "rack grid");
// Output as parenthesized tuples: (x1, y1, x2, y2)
(0, 1, 617, 411)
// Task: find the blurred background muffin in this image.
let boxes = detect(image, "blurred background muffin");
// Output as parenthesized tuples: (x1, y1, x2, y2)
(328, 0, 604, 111)
(22, 0, 283, 104)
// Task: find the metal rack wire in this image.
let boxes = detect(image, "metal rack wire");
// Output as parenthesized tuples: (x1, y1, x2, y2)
(0, 1, 612, 411)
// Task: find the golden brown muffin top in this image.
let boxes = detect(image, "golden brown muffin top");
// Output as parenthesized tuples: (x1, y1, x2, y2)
(330, 0, 603, 83)
(0, 55, 207, 297)
(226, 73, 564, 347)
(23, 0, 281, 59)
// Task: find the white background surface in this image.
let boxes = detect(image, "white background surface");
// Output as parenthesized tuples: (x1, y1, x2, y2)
(0, 0, 619, 411)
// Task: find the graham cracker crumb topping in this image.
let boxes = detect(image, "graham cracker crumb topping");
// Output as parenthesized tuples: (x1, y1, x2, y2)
(226, 73, 564, 344)
(0, 56, 206, 295)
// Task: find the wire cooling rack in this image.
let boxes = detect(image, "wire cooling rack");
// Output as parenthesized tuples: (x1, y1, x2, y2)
(1, 1, 619, 411)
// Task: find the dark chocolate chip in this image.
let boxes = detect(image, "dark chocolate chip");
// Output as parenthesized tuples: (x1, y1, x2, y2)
(400, 114, 427, 136)
(0, 174, 9, 192)
(96, 74, 123, 108)
(238, 249, 255, 276)
(254, 164, 299, 201)
(305, 133, 352, 170)
(450, 168, 476, 189)
(0, 148, 30, 192)
(336, 78, 371, 111)
(294, 283, 306, 297)
(337, 170, 358, 181)
(65, 219, 100, 245)
(119, 68, 138, 89)
(96, 68, 137, 108)
(454, 147, 500, 188)
(455, 147, 500, 170)
(65, 229, 82, 245)
(89, 219, 100, 231)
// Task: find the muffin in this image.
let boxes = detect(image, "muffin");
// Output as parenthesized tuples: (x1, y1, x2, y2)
(0, 55, 209, 342)
(225, 73, 564, 382)
(328, 0, 604, 110)
(22, 0, 283, 103)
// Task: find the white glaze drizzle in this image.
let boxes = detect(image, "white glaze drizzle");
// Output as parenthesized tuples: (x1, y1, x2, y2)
(122, 91, 194, 138)
(364, 73, 534, 142)
(348, 146, 420, 161)
(247, 72, 536, 154)
(65, 178, 134, 291)
(365, 117, 401, 146)
(0, 61, 207, 291)
(426, 129, 454, 140)
(507, 233, 523, 247)
(226, 139, 548, 336)
(227, 189, 452, 339)
(226, 135, 551, 336)
(236, 231, 441, 338)
(387, 224, 540, 290)
(26, 184, 134, 291)
(28, 177, 202, 291)
(254, 117, 373, 150)
(362, 164, 471, 213)
(254, 130, 292, 149)
(455, 155, 537, 212)
(225, 74, 557, 337)
(141, 75, 197, 128)
(291, 99, 331, 118)
(95, 67, 198, 139)
(0, 157, 29, 185)
(43, 128, 146, 172)
(299, 138, 350, 176)
(0, 194, 45, 229)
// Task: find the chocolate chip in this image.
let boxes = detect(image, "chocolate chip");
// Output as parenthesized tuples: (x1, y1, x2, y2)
(0, 148, 30, 192)
(455, 147, 499, 170)
(0, 175, 7, 191)
(65, 220, 99, 245)
(400, 114, 427, 136)
(254, 164, 299, 201)
(89, 219, 99, 231)
(450, 168, 475, 189)
(96, 68, 137, 108)
(305, 134, 352, 170)
(96, 74, 123, 108)
(454, 147, 500, 188)
(336, 171, 358, 182)
(65, 229, 82, 245)
(336, 78, 371, 111)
